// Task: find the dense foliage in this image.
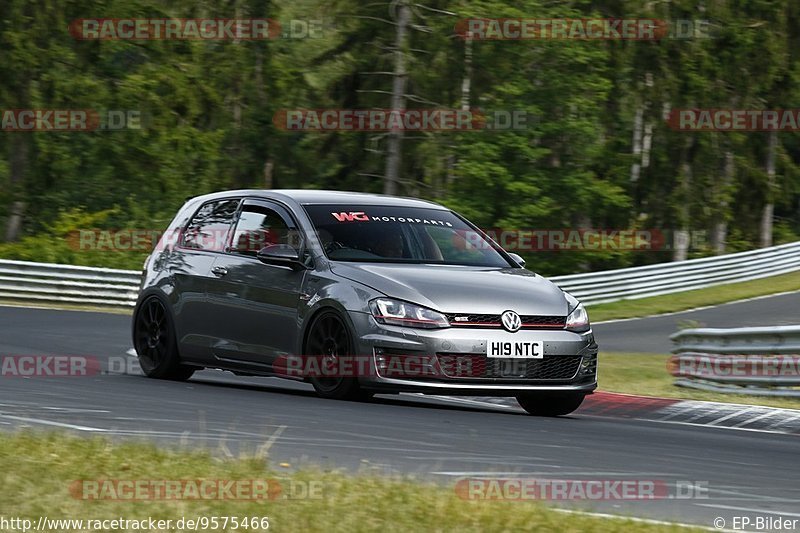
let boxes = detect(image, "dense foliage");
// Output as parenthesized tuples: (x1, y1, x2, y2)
(1, 0, 799, 274)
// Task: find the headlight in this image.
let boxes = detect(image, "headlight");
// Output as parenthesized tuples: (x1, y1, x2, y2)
(370, 298, 450, 329)
(565, 302, 590, 332)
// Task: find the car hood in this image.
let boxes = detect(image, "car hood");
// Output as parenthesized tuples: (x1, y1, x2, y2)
(330, 263, 570, 316)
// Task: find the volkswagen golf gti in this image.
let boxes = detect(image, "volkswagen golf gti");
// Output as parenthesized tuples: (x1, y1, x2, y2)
(133, 190, 598, 416)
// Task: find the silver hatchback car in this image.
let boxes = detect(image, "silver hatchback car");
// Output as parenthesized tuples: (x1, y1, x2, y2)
(133, 190, 598, 416)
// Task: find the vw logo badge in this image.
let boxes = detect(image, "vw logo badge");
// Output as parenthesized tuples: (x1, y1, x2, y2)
(501, 310, 522, 332)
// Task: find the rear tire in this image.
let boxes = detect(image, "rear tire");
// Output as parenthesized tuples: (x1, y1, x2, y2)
(133, 296, 196, 381)
(305, 310, 372, 401)
(516, 393, 585, 416)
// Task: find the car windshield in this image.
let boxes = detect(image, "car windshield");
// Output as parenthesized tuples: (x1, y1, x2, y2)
(303, 204, 513, 267)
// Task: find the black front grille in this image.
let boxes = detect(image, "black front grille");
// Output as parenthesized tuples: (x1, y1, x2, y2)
(445, 313, 566, 328)
(437, 354, 582, 380)
(445, 313, 499, 325)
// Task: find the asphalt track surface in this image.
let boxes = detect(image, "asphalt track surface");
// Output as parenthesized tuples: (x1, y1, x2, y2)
(594, 291, 800, 353)
(1, 302, 799, 530)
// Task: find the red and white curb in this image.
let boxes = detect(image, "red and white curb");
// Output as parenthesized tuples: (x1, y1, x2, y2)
(421, 391, 800, 435)
(580, 392, 800, 435)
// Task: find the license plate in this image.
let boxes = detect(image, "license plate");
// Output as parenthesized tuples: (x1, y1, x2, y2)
(486, 340, 543, 359)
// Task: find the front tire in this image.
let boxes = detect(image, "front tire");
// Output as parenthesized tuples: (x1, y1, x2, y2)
(305, 310, 372, 401)
(516, 393, 585, 416)
(133, 296, 195, 381)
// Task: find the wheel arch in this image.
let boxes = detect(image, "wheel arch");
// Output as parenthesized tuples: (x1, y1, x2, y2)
(299, 302, 358, 355)
(131, 289, 179, 358)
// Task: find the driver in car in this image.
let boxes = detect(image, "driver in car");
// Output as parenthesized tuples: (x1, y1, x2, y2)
(372, 229, 405, 258)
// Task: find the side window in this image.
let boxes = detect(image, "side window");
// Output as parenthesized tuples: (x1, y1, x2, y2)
(231, 204, 294, 257)
(181, 199, 240, 252)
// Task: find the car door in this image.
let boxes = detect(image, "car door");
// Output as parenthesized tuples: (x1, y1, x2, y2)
(206, 199, 308, 367)
(170, 197, 241, 363)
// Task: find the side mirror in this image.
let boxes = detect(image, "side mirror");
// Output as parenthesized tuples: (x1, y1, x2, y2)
(257, 244, 307, 270)
(507, 252, 526, 268)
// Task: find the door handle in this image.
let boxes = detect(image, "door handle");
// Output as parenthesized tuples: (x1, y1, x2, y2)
(211, 266, 228, 277)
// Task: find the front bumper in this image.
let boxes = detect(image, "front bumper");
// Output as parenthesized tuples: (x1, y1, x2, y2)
(348, 311, 598, 396)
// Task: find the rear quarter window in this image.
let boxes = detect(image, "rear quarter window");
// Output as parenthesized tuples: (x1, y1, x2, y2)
(181, 199, 240, 252)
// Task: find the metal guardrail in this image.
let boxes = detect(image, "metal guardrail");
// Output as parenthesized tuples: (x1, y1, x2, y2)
(0, 239, 799, 311)
(0, 259, 141, 309)
(669, 326, 800, 397)
(550, 240, 800, 305)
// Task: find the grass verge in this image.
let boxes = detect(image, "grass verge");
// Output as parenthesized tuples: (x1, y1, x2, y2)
(600, 352, 800, 410)
(0, 432, 698, 532)
(587, 270, 800, 323)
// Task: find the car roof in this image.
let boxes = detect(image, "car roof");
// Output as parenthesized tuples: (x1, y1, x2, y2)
(189, 189, 449, 210)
